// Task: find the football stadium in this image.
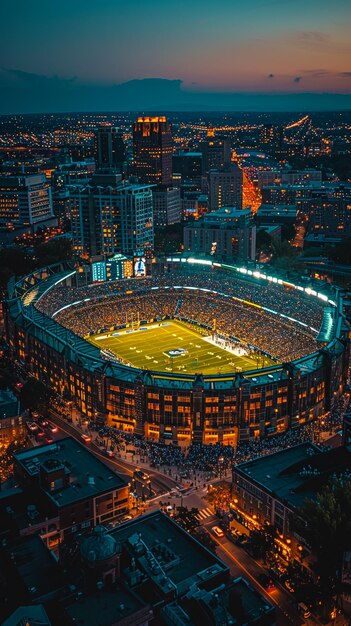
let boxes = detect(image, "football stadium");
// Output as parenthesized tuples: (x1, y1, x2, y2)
(5, 257, 349, 445)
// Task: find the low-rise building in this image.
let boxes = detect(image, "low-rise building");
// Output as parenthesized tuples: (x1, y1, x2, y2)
(232, 442, 351, 563)
(0, 437, 129, 547)
(0, 510, 275, 626)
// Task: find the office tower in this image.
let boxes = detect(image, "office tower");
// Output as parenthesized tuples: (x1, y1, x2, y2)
(70, 175, 153, 258)
(200, 128, 231, 172)
(133, 116, 172, 185)
(184, 207, 256, 261)
(152, 186, 181, 227)
(172, 151, 204, 185)
(95, 125, 126, 172)
(209, 164, 243, 211)
(0, 173, 54, 229)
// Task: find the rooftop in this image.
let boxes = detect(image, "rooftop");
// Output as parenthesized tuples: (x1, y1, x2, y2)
(14, 437, 127, 507)
(2, 535, 66, 601)
(111, 510, 229, 596)
(235, 443, 351, 510)
(64, 586, 149, 626)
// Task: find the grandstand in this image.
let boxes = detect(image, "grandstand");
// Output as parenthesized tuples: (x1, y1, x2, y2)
(4, 257, 349, 445)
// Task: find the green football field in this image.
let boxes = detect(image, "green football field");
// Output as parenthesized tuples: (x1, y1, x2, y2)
(87, 320, 275, 375)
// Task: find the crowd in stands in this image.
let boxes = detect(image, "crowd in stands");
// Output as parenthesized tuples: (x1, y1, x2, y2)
(34, 266, 331, 363)
(54, 289, 319, 362)
(37, 267, 327, 328)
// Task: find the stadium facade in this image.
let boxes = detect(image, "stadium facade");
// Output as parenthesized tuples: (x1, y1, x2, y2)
(4, 259, 350, 446)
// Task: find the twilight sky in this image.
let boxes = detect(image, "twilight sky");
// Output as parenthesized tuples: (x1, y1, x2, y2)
(1, 0, 351, 112)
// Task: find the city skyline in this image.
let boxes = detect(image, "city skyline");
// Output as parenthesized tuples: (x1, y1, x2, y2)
(1, 0, 351, 113)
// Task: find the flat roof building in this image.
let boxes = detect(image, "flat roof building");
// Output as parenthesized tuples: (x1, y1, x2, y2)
(0, 437, 129, 546)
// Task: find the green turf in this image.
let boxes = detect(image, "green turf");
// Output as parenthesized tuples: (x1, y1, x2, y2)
(87, 320, 275, 375)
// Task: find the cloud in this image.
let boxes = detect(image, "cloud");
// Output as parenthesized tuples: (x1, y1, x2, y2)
(339, 72, 351, 78)
(0, 69, 351, 113)
(292, 31, 329, 48)
(300, 69, 329, 79)
(2, 68, 77, 83)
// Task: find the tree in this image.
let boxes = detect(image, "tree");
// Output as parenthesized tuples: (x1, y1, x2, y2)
(295, 478, 351, 617)
(207, 482, 232, 512)
(248, 524, 276, 561)
(34, 237, 73, 267)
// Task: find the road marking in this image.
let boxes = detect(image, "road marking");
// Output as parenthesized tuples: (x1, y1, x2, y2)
(196, 507, 213, 520)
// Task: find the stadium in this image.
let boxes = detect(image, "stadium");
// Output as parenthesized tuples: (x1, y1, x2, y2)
(4, 257, 350, 445)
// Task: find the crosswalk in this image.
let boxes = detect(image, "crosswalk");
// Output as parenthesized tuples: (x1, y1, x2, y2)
(196, 507, 214, 521)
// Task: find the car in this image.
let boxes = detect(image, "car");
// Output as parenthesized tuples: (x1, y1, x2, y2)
(297, 602, 311, 619)
(47, 421, 58, 433)
(284, 579, 295, 593)
(133, 469, 149, 481)
(81, 434, 92, 443)
(235, 533, 248, 546)
(227, 528, 239, 542)
(211, 525, 224, 538)
(38, 416, 49, 427)
(45, 436, 54, 444)
(31, 410, 40, 419)
(36, 429, 45, 438)
(121, 515, 133, 522)
(26, 421, 39, 432)
(106, 449, 114, 457)
(258, 574, 276, 592)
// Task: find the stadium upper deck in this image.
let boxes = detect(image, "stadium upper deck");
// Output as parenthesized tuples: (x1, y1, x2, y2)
(4, 258, 349, 444)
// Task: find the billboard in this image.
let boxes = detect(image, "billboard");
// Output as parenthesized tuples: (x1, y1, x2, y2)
(134, 257, 146, 277)
(92, 261, 106, 282)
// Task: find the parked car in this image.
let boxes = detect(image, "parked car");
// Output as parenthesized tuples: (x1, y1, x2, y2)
(81, 434, 92, 443)
(235, 533, 248, 546)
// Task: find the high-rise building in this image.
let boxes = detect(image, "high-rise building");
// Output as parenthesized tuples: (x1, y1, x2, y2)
(70, 174, 154, 258)
(133, 116, 172, 185)
(200, 128, 231, 172)
(152, 186, 181, 227)
(0, 173, 54, 229)
(184, 207, 256, 261)
(95, 125, 126, 172)
(209, 165, 243, 211)
(172, 151, 204, 186)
